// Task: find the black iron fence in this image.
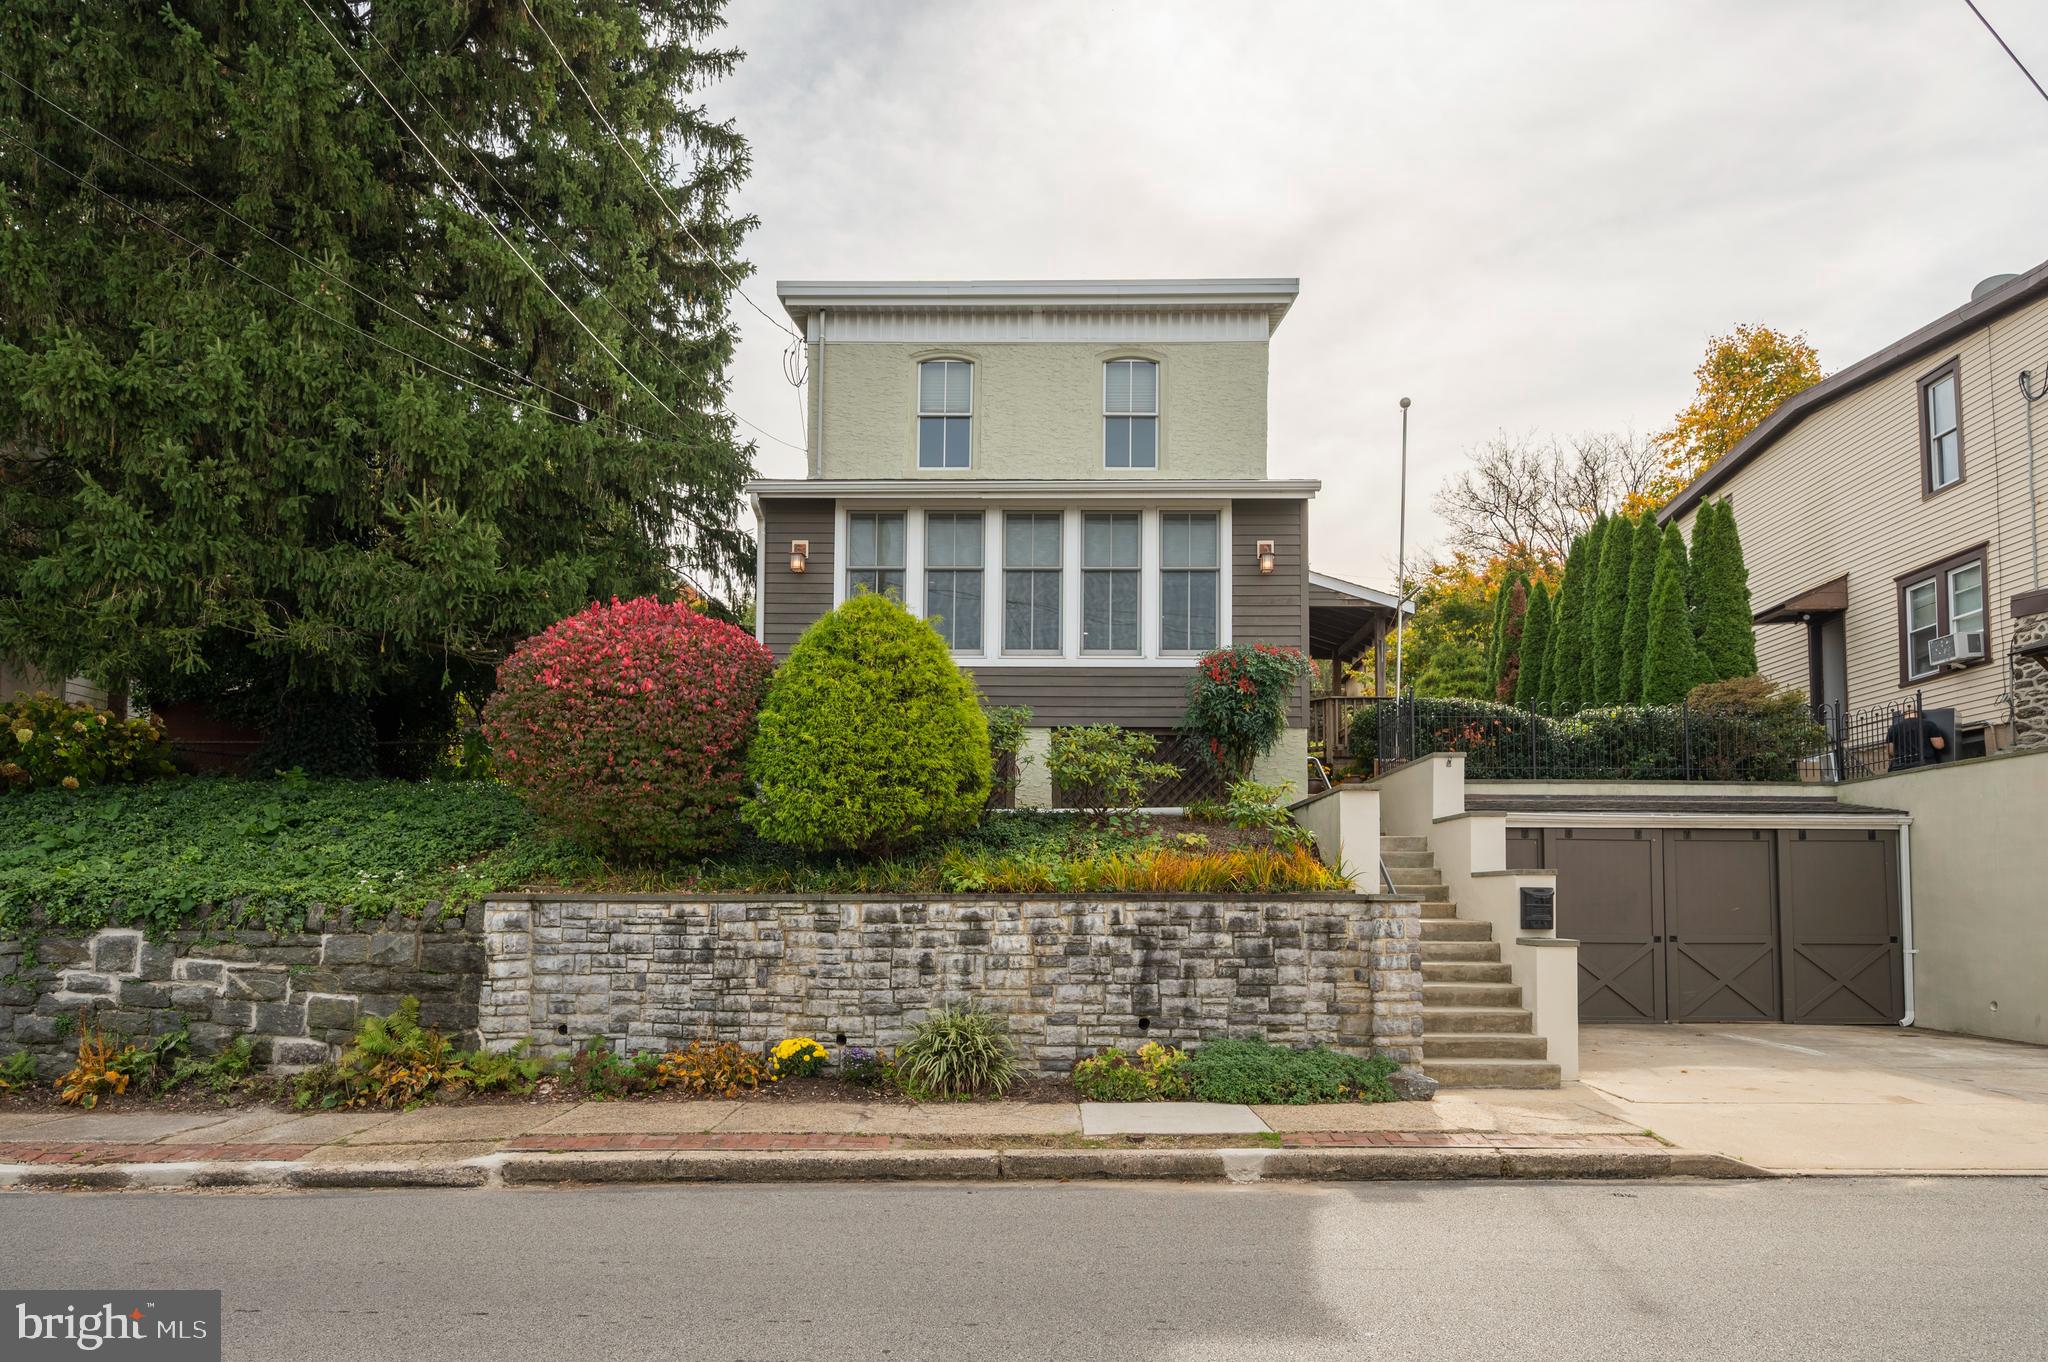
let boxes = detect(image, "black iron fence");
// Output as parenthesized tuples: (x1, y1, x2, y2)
(1370, 693, 1963, 784)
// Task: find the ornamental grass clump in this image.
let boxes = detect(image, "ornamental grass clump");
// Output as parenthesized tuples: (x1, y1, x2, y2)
(1183, 644, 1311, 779)
(484, 597, 775, 860)
(745, 592, 990, 854)
(896, 1003, 1017, 1099)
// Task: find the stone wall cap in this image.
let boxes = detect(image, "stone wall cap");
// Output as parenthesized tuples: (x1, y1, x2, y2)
(487, 890, 1367, 906)
(1515, 936, 1580, 948)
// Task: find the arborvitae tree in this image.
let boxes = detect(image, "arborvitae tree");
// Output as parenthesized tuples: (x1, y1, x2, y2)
(1590, 513, 1635, 704)
(0, 0, 761, 770)
(1573, 517, 1610, 710)
(1548, 529, 1593, 714)
(1484, 575, 1513, 695)
(1513, 580, 1553, 710)
(1685, 502, 1718, 642)
(1640, 528, 1708, 705)
(1618, 514, 1662, 704)
(1494, 574, 1529, 702)
(1693, 501, 1760, 679)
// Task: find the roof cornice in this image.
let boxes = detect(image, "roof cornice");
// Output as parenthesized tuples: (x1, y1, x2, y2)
(1659, 255, 2048, 523)
(777, 278, 1299, 328)
(747, 477, 1319, 499)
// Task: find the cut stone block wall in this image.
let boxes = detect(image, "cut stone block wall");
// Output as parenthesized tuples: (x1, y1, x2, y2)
(0, 910, 483, 1078)
(2013, 594, 2048, 751)
(480, 894, 1422, 1073)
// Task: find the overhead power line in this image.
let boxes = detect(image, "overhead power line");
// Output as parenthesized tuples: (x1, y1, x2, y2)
(1964, 0, 2048, 108)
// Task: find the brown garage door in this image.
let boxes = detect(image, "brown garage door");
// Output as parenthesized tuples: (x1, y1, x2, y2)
(1548, 829, 1663, 1023)
(1532, 825, 1900, 1025)
(1780, 829, 1903, 1024)
(1664, 830, 1777, 1022)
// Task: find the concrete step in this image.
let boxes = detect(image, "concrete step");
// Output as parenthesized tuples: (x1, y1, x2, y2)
(1415, 939, 1503, 963)
(1399, 882, 1452, 902)
(1380, 850, 1436, 869)
(1421, 960, 1512, 983)
(1422, 1058, 1562, 1090)
(1380, 836, 1429, 853)
(1422, 981, 1526, 1008)
(1422, 1032, 1551, 1060)
(1421, 1005, 1533, 1034)
(1419, 900, 1462, 920)
(1387, 867, 1444, 887)
(1421, 918, 1492, 942)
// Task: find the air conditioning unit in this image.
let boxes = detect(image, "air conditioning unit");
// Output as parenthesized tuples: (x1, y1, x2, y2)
(1927, 630, 1986, 669)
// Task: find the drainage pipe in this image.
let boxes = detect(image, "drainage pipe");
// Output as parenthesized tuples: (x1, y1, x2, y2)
(1897, 818, 1917, 1029)
(2021, 368, 2045, 590)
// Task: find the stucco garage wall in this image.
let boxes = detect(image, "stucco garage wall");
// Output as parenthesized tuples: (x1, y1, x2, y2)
(1853, 748, 2048, 1046)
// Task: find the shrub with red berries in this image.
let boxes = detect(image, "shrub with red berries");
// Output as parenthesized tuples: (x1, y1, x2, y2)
(483, 597, 775, 859)
(1182, 643, 1311, 780)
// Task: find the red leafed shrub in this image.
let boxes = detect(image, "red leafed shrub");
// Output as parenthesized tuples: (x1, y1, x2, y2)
(482, 597, 775, 859)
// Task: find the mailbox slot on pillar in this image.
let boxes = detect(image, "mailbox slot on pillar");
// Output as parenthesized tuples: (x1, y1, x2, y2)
(1519, 886, 1555, 932)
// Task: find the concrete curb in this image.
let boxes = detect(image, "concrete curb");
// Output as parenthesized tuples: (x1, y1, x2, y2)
(1, 1147, 1770, 1190)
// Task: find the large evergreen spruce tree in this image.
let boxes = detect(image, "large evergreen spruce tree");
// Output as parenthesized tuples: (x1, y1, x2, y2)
(0, 0, 761, 770)
(1573, 517, 1609, 710)
(1590, 513, 1634, 704)
(1640, 528, 1707, 704)
(1618, 514, 1661, 704)
(1548, 529, 1592, 714)
(1513, 580, 1552, 710)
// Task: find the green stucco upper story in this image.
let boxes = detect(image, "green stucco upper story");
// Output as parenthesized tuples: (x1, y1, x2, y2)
(777, 279, 1297, 482)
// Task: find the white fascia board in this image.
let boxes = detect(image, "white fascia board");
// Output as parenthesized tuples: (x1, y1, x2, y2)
(745, 478, 1320, 500)
(777, 278, 1299, 324)
(1497, 811, 1911, 830)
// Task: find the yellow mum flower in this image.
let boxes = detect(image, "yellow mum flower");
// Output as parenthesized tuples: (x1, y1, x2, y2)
(12, 728, 31, 744)
(61, 776, 80, 789)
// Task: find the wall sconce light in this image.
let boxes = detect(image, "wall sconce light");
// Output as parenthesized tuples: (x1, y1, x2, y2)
(1256, 540, 1277, 575)
(788, 540, 810, 574)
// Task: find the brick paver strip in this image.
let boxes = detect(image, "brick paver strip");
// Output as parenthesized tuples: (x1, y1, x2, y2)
(0, 1142, 317, 1165)
(1279, 1132, 1663, 1150)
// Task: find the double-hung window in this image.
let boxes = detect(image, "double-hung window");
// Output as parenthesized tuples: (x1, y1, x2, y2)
(1899, 548, 1987, 681)
(1920, 360, 1962, 493)
(1081, 513, 1141, 653)
(1159, 512, 1220, 651)
(1104, 359, 1158, 468)
(918, 359, 973, 469)
(924, 512, 984, 651)
(847, 511, 905, 600)
(1003, 513, 1062, 652)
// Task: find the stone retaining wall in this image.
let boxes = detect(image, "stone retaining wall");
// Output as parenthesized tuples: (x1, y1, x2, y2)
(0, 910, 483, 1077)
(479, 895, 1423, 1073)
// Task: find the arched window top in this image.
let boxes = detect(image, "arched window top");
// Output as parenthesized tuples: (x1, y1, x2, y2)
(917, 359, 972, 469)
(1104, 359, 1158, 469)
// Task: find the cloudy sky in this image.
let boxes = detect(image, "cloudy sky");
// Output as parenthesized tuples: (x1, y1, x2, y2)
(703, 0, 2048, 591)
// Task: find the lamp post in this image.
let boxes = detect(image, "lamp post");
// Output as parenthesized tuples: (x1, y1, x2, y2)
(1394, 397, 1410, 696)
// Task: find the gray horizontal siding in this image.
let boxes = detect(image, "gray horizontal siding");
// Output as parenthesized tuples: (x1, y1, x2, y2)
(967, 666, 1196, 728)
(1232, 498, 1309, 721)
(760, 498, 835, 655)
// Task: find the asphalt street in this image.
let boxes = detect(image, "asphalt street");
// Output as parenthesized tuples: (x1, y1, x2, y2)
(4, 1179, 2044, 1361)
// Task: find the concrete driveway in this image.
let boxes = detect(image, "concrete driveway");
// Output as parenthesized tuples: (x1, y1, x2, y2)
(1571, 1023, 2048, 1174)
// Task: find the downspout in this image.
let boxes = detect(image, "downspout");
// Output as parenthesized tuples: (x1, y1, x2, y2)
(2019, 368, 2045, 590)
(1897, 818, 1916, 1029)
(812, 309, 827, 480)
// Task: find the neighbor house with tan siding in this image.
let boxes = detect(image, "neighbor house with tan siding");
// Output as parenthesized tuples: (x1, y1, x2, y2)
(1661, 261, 2048, 762)
(748, 279, 1397, 804)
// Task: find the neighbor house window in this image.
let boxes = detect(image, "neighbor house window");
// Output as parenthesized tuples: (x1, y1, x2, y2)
(1104, 359, 1159, 468)
(1920, 359, 1962, 493)
(847, 511, 905, 599)
(1081, 513, 1141, 653)
(924, 512, 984, 650)
(1898, 546, 1987, 682)
(1003, 512, 1061, 652)
(1160, 511, 1220, 651)
(918, 359, 973, 469)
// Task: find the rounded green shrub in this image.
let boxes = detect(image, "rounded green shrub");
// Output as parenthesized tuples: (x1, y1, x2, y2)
(744, 592, 990, 854)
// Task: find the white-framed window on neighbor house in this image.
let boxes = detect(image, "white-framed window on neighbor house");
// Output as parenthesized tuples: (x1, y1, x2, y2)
(918, 359, 973, 469)
(847, 511, 906, 600)
(1898, 545, 1987, 682)
(1159, 511, 1220, 652)
(1003, 512, 1062, 653)
(1919, 358, 1962, 494)
(924, 512, 984, 651)
(1104, 359, 1159, 468)
(1081, 512, 1141, 653)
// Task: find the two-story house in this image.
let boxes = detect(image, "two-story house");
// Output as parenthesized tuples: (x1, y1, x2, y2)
(1660, 260, 2048, 763)
(748, 278, 1387, 805)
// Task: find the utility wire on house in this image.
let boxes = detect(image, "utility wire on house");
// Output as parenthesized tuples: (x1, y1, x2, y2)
(1964, 0, 2048, 108)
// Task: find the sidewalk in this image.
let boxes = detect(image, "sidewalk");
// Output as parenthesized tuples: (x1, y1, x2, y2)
(0, 1088, 1751, 1189)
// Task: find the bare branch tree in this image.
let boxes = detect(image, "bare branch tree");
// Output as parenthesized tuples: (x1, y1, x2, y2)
(1433, 428, 1659, 562)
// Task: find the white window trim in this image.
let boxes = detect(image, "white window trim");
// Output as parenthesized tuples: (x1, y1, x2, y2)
(1902, 574, 1942, 681)
(921, 509, 987, 658)
(1946, 562, 1984, 639)
(1103, 357, 1161, 471)
(1079, 509, 1144, 656)
(915, 357, 974, 471)
(834, 501, 1231, 666)
(1156, 508, 1226, 656)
